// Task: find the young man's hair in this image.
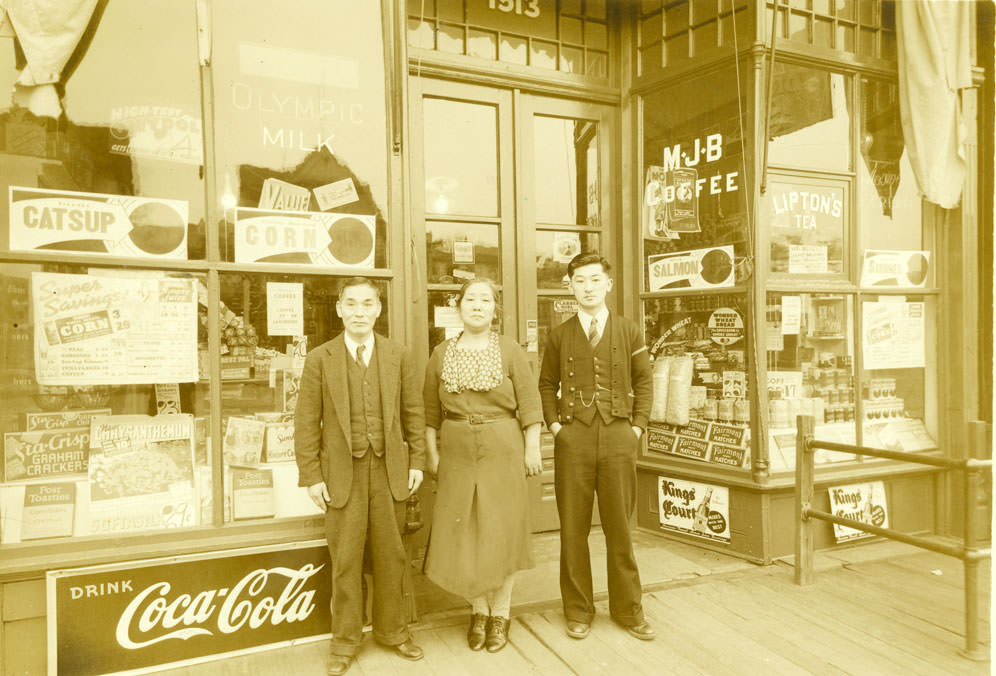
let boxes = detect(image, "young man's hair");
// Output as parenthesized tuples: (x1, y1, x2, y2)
(338, 276, 381, 299)
(567, 252, 612, 278)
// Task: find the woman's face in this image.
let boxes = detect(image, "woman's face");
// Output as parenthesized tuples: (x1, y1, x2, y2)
(459, 282, 496, 331)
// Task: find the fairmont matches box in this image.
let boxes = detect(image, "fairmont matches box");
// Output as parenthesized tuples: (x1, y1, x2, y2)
(47, 542, 332, 676)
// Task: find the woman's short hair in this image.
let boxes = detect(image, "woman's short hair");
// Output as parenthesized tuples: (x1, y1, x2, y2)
(456, 278, 500, 306)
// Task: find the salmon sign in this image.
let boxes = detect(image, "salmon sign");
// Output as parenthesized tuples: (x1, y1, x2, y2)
(47, 542, 332, 676)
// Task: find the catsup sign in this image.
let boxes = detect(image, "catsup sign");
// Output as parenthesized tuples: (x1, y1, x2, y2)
(47, 543, 332, 676)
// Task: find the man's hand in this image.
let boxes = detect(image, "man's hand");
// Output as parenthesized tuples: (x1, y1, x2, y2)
(549, 422, 563, 437)
(307, 482, 330, 511)
(408, 469, 424, 494)
(631, 425, 644, 440)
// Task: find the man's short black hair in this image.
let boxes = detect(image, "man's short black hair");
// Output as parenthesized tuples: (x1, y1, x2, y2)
(567, 252, 612, 278)
(338, 277, 381, 299)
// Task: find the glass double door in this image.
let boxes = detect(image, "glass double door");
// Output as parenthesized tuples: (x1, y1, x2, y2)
(410, 78, 616, 532)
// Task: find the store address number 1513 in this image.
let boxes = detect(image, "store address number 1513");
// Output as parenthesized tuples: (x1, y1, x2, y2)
(489, 0, 540, 18)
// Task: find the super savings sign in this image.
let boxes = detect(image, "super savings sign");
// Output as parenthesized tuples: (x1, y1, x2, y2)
(9, 186, 188, 259)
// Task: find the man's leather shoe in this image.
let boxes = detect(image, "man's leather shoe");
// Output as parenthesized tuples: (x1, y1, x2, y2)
(485, 616, 510, 652)
(626, 621, 656, 641)
(394, 638, 424, 661)
(327, 654, 352, 675)
(565, 621, 590, 639)
(467, 613, 488, 651)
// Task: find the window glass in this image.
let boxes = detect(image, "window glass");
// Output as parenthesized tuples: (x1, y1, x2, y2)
(859, 294, 937, 453)
(215, 273, 389, 522)
(640, 64, 751, 292)
(424, 98, 499, 218)
(766, 293, 857, 470)
(1, 264, 209, 544)
(211, 0, 390, 266)
(537, 295, 578, 367)
(426, 221, 501, 284)
(0, 0, 205, 260)
(642, 294, 752, 471)
(533, 116, 599, 226)
(536, 230, 600, 290)
(767, 64, 851, 172)
(858, 78, 925, 255)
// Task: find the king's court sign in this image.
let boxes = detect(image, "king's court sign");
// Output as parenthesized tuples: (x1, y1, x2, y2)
(47, 542, 332, 676)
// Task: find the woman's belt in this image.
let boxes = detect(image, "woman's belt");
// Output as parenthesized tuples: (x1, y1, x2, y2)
(441, 410, 516, 424)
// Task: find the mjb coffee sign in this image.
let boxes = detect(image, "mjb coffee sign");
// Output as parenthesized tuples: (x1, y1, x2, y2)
(47, 542, 331, 676)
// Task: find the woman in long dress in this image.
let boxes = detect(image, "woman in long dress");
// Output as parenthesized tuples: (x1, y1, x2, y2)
(423, 279, 543, 653)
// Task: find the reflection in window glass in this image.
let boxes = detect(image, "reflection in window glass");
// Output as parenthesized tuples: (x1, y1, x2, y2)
(768, 64, 851, 171)
(533, 116, 599, 226)
(860, 295, 937, 452)
(858, 78, 924, 253)
(766, 293, 856, 469)
(426, 221, 501, 284)
(765, 179, 846, 276)
(0, 264, 210, 544)
(211, 0, 390, 265)
(536, 231, 600, 290)
(640, 65, 751, 291)
(424, 99, 499, 217)
(0, 0, 205, 260)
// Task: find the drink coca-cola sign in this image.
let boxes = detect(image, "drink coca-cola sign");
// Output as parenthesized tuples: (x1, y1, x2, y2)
(47, 542, 331, 676)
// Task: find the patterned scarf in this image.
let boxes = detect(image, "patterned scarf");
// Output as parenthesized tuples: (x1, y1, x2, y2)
(441, 331, 504, 393)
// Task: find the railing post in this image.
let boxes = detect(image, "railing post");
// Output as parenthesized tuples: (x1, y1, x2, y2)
(959, 421, 989, 661)
(795, 415, 815, 585)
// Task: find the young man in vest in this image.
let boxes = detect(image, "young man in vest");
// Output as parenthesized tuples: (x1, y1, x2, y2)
(539, 252, 655, 641)
(295, 277, 426, 675)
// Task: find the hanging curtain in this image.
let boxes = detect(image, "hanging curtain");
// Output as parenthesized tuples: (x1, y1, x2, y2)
(1, 0, 100, 117)
(895, 0, 973, 209)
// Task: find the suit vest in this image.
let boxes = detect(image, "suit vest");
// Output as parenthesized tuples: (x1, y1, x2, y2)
(346, 346, 385, 457)
(572, 319, 618, 425)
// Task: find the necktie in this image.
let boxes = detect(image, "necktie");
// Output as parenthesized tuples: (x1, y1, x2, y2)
(355, 344, 366, 369)
(588, 318, 599, 347)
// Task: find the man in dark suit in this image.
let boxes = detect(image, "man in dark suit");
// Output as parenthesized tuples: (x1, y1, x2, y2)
(539, 252, 656, 642)
(295, 277, 426, 675)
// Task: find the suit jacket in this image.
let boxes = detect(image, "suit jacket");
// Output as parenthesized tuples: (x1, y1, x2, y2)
(294, 332, 427, 508)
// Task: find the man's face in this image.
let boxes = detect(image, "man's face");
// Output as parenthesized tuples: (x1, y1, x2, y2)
(568, 262, 613, 313)
(336, 284, 381, 340)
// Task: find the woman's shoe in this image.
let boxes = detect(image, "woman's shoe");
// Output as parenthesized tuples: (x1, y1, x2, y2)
(467, 613, 488, 650)
(485, 616, 510, 652)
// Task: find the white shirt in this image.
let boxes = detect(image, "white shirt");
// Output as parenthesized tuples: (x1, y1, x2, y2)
(344, 333, 374, 366)
(577, 307, 609, 344)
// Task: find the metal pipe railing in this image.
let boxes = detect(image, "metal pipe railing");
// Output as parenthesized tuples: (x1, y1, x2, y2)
(794, 415, 992, 661)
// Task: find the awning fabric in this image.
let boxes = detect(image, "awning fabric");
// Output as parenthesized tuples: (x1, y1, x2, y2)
(895, 0, 973, 209)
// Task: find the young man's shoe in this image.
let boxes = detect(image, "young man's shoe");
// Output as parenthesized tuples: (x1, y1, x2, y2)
(394, 638, 424, 661)
(327, 654, 352, 675)
(566, 621, 590, 639)
(626, 621, 656, 641)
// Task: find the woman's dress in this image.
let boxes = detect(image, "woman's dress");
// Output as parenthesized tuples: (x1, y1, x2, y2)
(423, 334, 542, 598)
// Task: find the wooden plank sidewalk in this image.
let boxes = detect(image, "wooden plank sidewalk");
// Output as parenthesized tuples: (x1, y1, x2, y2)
(162, 546, 990, 675)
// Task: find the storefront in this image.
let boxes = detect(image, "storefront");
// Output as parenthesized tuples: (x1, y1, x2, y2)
(0, 1, 990, 674)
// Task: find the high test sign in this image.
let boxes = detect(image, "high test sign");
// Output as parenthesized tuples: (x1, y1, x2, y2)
(47, 542, 331, 676)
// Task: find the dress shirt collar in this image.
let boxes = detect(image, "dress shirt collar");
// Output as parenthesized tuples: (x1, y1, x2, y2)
(344, 333, 374, 366)
(577, 306, 609, 337)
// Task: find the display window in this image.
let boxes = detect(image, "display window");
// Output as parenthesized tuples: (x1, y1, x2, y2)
(1, 263, 210, 544)
(763, 175, 849, 278)
(210, 0, 390, 267)
(640, 63, 752, 293)
(0, 0, 205, 260)
(642, 294, 752, 470)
